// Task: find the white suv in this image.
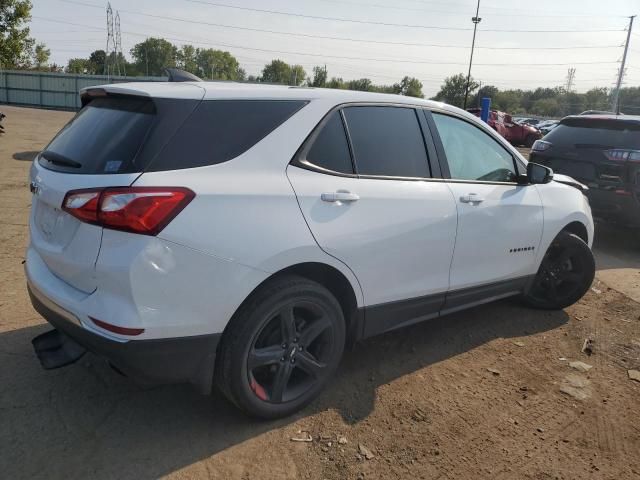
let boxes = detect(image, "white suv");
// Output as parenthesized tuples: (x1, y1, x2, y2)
(27, 80, 595, 418)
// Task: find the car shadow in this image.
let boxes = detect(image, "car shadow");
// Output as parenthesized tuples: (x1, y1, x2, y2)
(0, 299, 568, 479)
(12, 151, 39, 161)
(593, 222, 640, 270)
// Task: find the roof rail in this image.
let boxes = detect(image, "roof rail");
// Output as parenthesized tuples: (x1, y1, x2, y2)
(164, 68, 203, 82)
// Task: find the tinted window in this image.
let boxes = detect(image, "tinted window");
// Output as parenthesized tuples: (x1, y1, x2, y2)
(305, 112, 353, 174)
(40, 96, 155, 174)
(343, 106, 430, 177)
(544, 120, 640, 149)
(149, 100, 306, 171)
(432, 113, 516, 182)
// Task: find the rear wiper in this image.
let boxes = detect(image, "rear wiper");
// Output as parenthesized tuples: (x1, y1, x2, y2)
(40, 150, 82, 168)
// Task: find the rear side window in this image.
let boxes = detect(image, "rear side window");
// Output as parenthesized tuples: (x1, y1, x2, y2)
(40, 96, 155, 174)
(544, 120, 640, 150)
(343, 106, 430, 178)
(304, 112, 354, 174)
(149, 100, 307, 171)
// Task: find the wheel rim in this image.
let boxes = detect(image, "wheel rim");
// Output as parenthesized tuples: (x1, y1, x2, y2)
(247, 300, 335, 404)
(530, 242, 586, 304)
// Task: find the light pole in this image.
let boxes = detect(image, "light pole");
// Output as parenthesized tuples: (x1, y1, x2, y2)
(463, 0, 481, 110)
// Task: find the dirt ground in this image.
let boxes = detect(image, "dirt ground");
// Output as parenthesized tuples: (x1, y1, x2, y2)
(1, 105, 639, 480)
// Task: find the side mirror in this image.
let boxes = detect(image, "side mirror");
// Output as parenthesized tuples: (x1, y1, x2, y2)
(527, 162, 553, 184)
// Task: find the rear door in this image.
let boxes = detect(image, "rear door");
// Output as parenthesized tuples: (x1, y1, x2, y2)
(29, 95, 168, 293)
(288, 105, 458, 336)
(428, 111, 543, 301)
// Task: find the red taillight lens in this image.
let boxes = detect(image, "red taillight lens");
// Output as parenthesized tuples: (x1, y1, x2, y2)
(62, 187, 194, 235)
(89, 317, 144, 336)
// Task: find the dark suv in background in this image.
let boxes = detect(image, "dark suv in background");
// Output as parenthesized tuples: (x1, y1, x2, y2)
(530, 115, 640, 228)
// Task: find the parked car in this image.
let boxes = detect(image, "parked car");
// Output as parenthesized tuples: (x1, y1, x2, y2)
(519, 118, 542, 126)
(27, 80, 595, 418)
(468, 108, 542, 147)
(537, 120, 559, 135)
(531, 114, 640, 229)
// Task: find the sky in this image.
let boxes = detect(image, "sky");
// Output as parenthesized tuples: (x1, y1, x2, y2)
(30, 0, 640, 97)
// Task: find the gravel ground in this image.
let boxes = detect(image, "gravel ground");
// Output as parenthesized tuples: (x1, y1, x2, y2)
(1, 105, 639, 480)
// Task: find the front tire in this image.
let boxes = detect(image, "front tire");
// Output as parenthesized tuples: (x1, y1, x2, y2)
(523, 232, 595, 310)
(216, 275, 345, 419)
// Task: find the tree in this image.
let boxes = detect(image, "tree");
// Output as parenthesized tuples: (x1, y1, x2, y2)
(33, 42, 50, 70)
(531, 98, 559, 117)
(66, 58, 90, 74)
(347, 78, 373, 92)
(176, 45, 197, 74)
(309, 65, 328, 87)
(88, 49, 106, 74)
(290, 64, 306, 86)
(130, 38, 177, 76)
(432, 73, 479, 108)
(326, 77, 345, 89)
(393, 76, 423, 98)
(0, 0, 35, 68)
(195, 48, 243, 80)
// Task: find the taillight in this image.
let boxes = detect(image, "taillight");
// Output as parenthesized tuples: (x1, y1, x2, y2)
(62, 187, 194, 235)
(604, 149, 640, 162)
(532, 140, 552, 152)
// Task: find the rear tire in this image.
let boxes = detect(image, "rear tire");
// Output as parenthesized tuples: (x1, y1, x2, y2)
(215, 275, 345, 419)
(523, 232, 595, 310)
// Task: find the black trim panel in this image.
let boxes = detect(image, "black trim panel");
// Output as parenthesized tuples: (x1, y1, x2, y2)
(441, 276, 531, 314)
(363, 292, 445, 338)
(360, 275, 533, 340)
(28, 283, 221, 394)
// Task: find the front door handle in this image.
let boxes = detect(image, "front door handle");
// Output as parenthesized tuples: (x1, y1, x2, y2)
(460, 193, 484, 204)
(321, 191, 360, 203)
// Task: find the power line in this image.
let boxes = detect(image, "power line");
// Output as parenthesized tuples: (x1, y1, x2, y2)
(59, 0, 626, 33)
(33, 17, 622, 69)
(42, 3, 624, 52)
(316, 0, 629, 18)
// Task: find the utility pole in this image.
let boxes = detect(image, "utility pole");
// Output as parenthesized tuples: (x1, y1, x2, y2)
(463, 0, 481, 110)
(612, 15, 635, 114)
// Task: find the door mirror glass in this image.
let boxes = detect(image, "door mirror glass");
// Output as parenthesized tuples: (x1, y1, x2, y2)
(527, 162, 553, 184)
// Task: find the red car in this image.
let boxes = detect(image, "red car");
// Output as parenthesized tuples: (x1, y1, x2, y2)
(468, 109, 542, 147)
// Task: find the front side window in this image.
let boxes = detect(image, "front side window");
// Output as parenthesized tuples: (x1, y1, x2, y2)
(432, 113, 517, 182)
(304, 111, 354, 174)
(343, 106, 430, 178)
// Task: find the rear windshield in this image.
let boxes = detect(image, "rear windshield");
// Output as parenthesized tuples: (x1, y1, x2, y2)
(147, 99, 307, 171)
(545, 119, 640, 150)
(40, 96, 155, 174)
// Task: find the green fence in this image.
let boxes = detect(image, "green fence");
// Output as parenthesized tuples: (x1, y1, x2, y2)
(0, 70, 165, 110)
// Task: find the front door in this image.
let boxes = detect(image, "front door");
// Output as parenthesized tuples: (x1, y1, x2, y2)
(429, 111, 544, 306)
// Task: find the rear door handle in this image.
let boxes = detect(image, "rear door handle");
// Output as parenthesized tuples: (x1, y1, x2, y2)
(460, 193, 484, 204)
(321, 191, 360, 203)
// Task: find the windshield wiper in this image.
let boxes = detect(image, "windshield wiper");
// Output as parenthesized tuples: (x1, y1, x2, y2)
(40, 150, 82, 168)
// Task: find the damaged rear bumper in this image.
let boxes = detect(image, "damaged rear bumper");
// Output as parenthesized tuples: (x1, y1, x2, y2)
(27, 281, 221, 394)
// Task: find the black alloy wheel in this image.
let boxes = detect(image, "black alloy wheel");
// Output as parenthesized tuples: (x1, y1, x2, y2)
(216, 275, 345, 419)
(524, 232, 595, 310)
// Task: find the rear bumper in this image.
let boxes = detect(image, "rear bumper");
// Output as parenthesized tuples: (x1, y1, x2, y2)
(587, 189, 640, 228)
(28, 280, 221, 393)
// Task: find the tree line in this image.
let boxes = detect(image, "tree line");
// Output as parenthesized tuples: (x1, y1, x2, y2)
(432, 73, 640, 117)
(64, 37, 424, 98)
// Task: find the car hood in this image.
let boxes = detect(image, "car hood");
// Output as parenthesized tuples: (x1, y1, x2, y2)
(552, 173, 588, 192)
